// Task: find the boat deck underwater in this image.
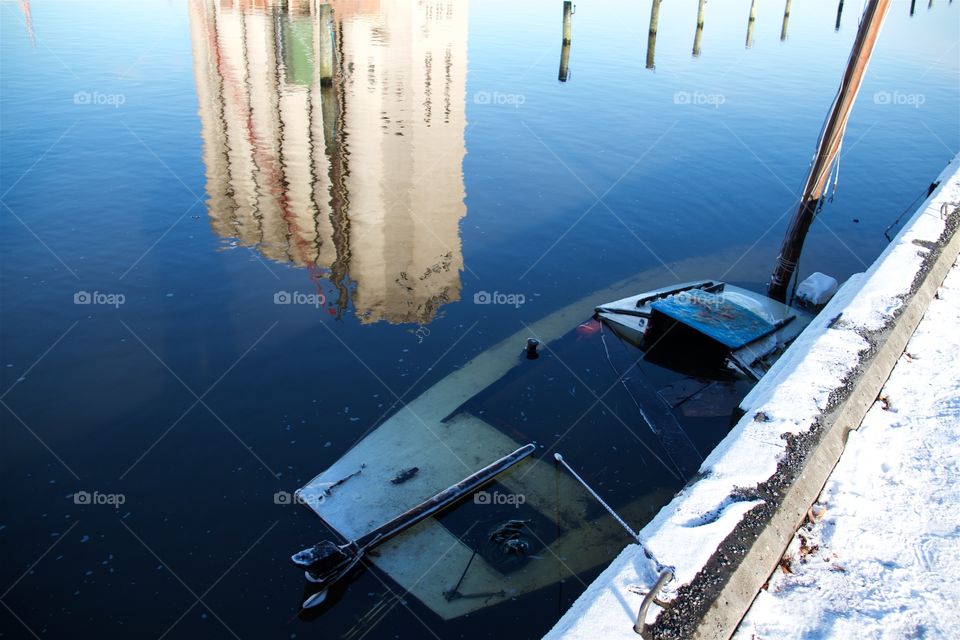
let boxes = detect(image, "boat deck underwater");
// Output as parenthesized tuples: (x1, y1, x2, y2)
(297, 307, 753, 620)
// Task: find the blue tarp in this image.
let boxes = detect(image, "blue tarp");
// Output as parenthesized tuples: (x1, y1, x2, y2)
(650, 294, 774, 349)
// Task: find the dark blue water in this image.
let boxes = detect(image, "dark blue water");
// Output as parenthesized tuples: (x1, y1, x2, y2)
(2, 0, 957, 638)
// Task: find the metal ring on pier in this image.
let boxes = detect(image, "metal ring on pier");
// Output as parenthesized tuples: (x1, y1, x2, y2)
(633, 568, 674, 636)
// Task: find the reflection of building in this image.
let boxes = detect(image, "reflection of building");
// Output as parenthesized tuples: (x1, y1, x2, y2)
(189, 0, 467, 324)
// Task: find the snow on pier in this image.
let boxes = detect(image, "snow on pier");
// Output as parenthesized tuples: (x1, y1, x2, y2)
(735, 258, 960, 640)
(544, 155, 960, 640)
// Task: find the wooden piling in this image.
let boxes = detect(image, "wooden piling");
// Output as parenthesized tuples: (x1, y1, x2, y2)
(746, 0, 757, 49)
(559, 1, 572, 81)
(559, 43, 571, 82)
(646, 0, 661, 69)
(781, 0, 792, 41)
(693, 0, 706, 57)
(317, 3, 334, 85)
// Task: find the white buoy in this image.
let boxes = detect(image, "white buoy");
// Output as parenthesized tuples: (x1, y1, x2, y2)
(797, 272, 839, 305)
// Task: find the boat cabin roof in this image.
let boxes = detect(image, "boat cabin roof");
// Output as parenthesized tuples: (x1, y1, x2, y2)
(649, 294, 775, 350)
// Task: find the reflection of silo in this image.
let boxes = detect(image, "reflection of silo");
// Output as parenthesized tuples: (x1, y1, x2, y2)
(189, 0, 327, 267)
(332, 0, 467, 324)
(188, 0, 467, 325)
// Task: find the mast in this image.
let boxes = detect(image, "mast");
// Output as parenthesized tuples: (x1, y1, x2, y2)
(768, 0, 891, 302)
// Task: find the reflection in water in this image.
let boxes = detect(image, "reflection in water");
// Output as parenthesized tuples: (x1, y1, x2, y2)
(781, 0, 792, 42)
(693, 0, 705, 57)
(189, 0, 467, 325)
(746, 0, 758, 48)
(20, 0, 36, 47)
(558, 0, 572, 82)
(646, 0, 661, 69)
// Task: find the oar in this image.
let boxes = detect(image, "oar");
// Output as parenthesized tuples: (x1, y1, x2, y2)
(292, 443, 537, 608)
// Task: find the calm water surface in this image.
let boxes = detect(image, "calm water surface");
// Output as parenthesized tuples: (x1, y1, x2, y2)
(1, 0, 958, 638)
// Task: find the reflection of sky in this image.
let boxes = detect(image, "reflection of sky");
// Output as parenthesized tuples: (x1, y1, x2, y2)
(0, 3, 957, 638)
(1, 0, 958, 297)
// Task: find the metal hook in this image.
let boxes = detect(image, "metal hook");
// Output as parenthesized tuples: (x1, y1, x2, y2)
(633, 568, 673, 636)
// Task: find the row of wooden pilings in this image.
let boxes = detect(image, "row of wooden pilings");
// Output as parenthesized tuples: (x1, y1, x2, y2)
(558, 0, 938, 77)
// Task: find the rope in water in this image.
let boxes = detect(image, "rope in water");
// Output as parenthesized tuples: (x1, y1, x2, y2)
(554, 452, 670, 575)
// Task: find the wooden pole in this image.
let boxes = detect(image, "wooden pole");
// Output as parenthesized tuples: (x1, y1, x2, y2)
(781, 0, 792, 41)
(768, 0, 892, 302)
(910, 0, 916, 15)
(693, 0, 706, 57)
(559, 1, 572, 81)
(559, 43, 571, 81)
(746, 0, 758, 49)
(836, 0, 845, 31)
(646, 0, 661, 69)
(317, 3, 334, 85)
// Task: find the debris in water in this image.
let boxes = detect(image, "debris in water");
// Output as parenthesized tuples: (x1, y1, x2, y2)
(390, 467, 419, 484)
(486, 520, 531, 567)
(577, 319, 601, 336)
(323, 464, 366, 496)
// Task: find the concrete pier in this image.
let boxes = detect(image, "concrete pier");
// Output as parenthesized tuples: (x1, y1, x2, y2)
(543, 155, 960, 640)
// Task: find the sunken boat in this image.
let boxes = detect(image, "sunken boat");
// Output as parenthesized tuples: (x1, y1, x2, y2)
(290, 278, 812, 618)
